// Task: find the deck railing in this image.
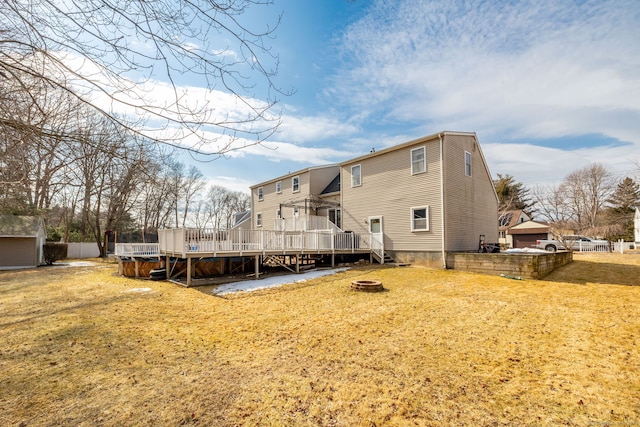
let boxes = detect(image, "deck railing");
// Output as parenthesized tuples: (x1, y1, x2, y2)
(114, 243, 160, 257)
(158, 227, 372, 257)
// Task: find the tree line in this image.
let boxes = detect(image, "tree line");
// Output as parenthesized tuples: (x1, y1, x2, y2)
(0, 76, 249, 256)
(495, 164, 640, 242)
(2, 0, 280, 256)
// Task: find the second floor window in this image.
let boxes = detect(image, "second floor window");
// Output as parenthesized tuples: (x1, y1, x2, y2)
(411, 146, 426, 174)
(292, 176, 300, 193)
(351, 164, 361, 187)
(276, 181, 282, 193)
(465, 151, 472, 177)
(257, 186, 263, 201)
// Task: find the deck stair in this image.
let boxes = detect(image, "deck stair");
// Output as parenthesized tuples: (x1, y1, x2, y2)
(263, 255, 295, 272)
(382, 253, 396, 264)
(372, 251, 396, 265)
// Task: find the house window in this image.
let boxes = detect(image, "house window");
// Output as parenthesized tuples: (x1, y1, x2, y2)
(276, 209, 281, 219)
(351, 164, 361, 187)
(328, 208, 342, 228)
(293, 206, 299, 217)
(411, 146, 426, 175)
(257, 186, 264, 201)
(276, 181, 282, 194)
(465, 151, 472, 177)
(292, 176, 300, 193)
(411, 206, 429, 231)
(256, 212, 262, 227)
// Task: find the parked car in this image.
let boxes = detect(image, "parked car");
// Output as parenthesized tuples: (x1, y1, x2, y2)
(534, 236, 608, 252)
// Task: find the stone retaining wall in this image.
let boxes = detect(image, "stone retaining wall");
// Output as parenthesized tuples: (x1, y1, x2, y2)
(446, 251, 573, 280)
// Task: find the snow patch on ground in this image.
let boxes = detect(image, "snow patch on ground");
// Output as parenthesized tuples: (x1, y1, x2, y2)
(212, 267, 350, 295)
(51, 261, 97, 267)
(124, 287, 153, 293)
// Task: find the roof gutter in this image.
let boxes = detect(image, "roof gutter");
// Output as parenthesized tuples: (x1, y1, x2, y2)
(439, 133, 446, 269)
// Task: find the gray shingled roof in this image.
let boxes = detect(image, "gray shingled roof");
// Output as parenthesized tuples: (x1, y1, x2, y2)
(0, 215, 44, 237)
(320, 174, 340, 195)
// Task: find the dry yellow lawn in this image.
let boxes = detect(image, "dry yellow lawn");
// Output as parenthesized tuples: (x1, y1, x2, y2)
(1, 253, 639, 426)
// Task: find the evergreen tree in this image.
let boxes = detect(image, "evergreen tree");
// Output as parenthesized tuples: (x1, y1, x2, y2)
(607, 177, 640, 213)
(604, 177, 640, 241)
(493, 174, 535, 214)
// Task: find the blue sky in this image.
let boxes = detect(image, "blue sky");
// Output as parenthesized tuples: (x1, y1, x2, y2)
(171, 0, 640, 193)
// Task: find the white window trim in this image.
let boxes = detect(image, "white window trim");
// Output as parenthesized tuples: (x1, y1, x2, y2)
(411, 206, 430, 232)
(257, 186, 264, 201)
(351, 164, 362, 187)
(276, 181, 282, 194)
(292, 175, 300, 193)
(465, 151, 472, 177)
(256, 212, 263, 227)
(411, 146, 426, 175)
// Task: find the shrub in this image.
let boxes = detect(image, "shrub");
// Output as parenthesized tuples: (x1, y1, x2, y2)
(43, 243, 68, 264)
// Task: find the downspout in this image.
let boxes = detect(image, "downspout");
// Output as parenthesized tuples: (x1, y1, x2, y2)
(439, 133, 446, 269)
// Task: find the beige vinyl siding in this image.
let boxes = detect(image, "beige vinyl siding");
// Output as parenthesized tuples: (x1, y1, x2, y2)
(442, 134, 498, 251)
(341, 137, 443, 251)
(249, 165, 340, 229)
(251, 171, 309, 228)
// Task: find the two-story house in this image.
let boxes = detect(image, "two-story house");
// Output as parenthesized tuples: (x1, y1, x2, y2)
(250, 131, 499, 268)
(250, 165, 341, 232)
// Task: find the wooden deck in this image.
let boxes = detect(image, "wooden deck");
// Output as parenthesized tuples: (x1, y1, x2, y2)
(115, 228, 381, 287)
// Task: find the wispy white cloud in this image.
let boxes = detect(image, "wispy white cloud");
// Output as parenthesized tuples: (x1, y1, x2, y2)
(330, 0, 640, 162)
(276, 110, 360, 142)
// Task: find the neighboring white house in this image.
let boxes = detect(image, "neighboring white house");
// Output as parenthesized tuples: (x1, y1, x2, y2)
(634, 207, 640, 244)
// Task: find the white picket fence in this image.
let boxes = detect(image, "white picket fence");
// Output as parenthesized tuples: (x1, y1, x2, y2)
(573, 240, 636, 253)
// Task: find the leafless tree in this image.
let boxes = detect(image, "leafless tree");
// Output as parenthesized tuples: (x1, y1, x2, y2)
(1, 0, 287, 154)
(562, 163, 615, 231)
(193, 185, 250, 229)
(533, 163, 615, 243)
(0, 72, 81, 214)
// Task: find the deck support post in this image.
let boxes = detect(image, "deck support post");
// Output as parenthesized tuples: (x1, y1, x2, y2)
(296, 254, 300, 273)
(134, 258, 140, 277)
(331, 253, 335, 268)
(165, 256, 170, 280)
(254, 255, 260, 280)
(186, 256, 192, 287)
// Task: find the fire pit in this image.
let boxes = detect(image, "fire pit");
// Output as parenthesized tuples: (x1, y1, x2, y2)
(351, 280, 384, 292)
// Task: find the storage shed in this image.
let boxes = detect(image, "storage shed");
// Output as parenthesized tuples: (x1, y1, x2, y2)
(0, 215, 46, 270)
